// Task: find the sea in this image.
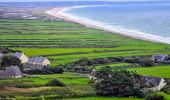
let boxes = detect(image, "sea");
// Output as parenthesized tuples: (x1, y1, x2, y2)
(1, 1, 170, 43)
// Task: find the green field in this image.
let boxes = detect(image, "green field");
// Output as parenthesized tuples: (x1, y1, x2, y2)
(129, 65, 170, 78)
(0, 72, 88, 85)
(1, 19, 170, 99)
(0, 19, 170, 66)
(63, 97, 142, 100)
(63, 93, 170, 100)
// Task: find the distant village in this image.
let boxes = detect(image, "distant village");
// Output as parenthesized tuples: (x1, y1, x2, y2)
(0, 48, 169, 92)
(0, 49, 50, 79)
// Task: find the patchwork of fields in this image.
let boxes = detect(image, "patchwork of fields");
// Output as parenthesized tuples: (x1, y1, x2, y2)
(1, 19, 170, 99)
(0, 19, 170, 65)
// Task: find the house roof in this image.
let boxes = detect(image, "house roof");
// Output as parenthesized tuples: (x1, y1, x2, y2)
(14, 52, 23, 58)
(152, 54, 168, 60)
(0, 66, 22, 78)
(145, 76, 163, 87)
(28, 56, 48, 64)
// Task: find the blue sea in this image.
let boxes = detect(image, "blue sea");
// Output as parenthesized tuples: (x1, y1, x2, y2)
(63, 1, 170, 43)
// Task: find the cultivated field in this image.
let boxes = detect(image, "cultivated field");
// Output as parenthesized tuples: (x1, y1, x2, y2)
(0, 19, 170, 66)
(1, 19, 170, 99)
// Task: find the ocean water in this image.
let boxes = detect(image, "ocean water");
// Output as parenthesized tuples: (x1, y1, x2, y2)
(64, 2, 170, 43)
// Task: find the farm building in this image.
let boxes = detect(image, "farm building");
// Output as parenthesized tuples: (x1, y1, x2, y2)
(0, 66, 22, 79)
(145, 76, 166, 91)
(151, 54, 168, 61)
(14, 52, 28, 63)
(23, 63, 45, 71)
(28, 56, 50, 66)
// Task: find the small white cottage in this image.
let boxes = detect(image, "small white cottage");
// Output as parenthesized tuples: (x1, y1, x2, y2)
(151, 54, 168, 62)
(28, 56, 50, 66)
(14, 52, 28, 63)
(145, 76, 166, 91)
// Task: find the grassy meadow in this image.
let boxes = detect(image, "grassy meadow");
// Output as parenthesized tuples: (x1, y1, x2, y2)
(1, 19, 170, 99)
(0, 19, 170, 66)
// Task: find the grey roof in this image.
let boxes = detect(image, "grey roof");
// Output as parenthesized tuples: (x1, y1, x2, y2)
(14, 52, 23, 58)
(145, 76, 162, 87)
(152, 54, 168, 61)
(28, 57, 48, 64)
(0, 66, 22, 78)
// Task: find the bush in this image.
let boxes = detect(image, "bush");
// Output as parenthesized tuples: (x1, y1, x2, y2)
(25, 67, 64, 75)
(46, 79, 65, 87)
(137, 58, 154, 67)
(74, 66, 91, 73)
(124, 57, 139, 63)
(145, 93, 165, 100)
(74, 58, 93, 66)
(162, 85, 170, 94)
(50, 67, 63, 74)
(15, 84, 34, 88)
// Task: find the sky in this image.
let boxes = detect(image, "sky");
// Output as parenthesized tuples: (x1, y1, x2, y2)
(0, 0, 160, 2)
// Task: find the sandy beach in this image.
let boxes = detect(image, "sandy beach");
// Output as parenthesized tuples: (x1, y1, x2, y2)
(45, 6, 170, 44)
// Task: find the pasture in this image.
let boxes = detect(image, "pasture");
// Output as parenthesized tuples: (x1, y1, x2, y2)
(0, 19, 170, 65)
(1, 19, 170, 99)
(129, 65, 170, 78)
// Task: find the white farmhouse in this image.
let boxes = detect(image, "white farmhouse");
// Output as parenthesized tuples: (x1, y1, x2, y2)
(145, 76, 166, 91)
(151, 54, 168, 62)
(28, 56, 50, 66)
(14, 52, 28, 63)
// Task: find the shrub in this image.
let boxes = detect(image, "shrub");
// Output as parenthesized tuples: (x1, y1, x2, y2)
(25, 67, 64, 75)
(161, 85, 170, 94)
(50, 67, 63, 74)
(145, 93, 165, 100)
(74, 58, 93, 66)
(137, 58, 154, 67)
(46, 79, 65, 87)
(124, 57, 139, 63)
(74, 66, 91, 73)
(15, 84, 34, 88)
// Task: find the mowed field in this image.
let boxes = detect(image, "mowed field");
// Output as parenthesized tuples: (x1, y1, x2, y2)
(0, 19, 170, 66)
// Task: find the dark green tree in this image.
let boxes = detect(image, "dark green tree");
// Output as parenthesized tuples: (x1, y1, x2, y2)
(1, 56, 23, 71)
(93, 66, 145, 97)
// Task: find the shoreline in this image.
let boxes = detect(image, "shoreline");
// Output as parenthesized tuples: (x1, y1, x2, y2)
(45, 6, 170, 44)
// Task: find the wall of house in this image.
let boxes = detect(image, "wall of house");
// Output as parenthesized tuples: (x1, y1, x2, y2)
(20, 54, 28, 63)
(42, 59, 50, 66)
(158, 79, 166, 90)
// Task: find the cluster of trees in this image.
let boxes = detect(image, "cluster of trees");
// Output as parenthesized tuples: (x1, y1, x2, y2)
(0, 56, 23, 71)
(25, 67, 63, 75)
(62, 57, 155, 73)
(91, 66, 153, 98)
(0, 48, 16, 54)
